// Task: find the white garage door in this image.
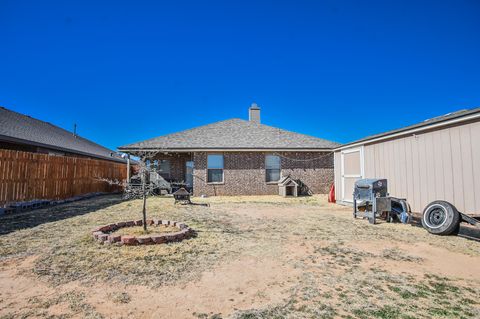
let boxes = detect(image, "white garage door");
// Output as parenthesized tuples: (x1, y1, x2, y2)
(341, 147, 364, 202)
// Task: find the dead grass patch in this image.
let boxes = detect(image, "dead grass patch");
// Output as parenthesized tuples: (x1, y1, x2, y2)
(0, 194, 479, 319)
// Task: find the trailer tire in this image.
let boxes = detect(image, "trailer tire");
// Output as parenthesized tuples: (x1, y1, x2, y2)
(421, 201, 460, 235)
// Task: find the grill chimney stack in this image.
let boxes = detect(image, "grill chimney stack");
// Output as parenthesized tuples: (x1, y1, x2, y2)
(249, 103, 260, 123)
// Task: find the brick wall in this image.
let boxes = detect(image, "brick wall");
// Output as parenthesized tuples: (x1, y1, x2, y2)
(193, 151, 333, 196)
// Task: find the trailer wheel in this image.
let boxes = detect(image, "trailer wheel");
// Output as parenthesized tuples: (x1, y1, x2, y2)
(421, 201, 460, 235)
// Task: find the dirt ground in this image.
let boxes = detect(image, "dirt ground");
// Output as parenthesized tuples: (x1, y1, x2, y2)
(0, 194, 479, 319)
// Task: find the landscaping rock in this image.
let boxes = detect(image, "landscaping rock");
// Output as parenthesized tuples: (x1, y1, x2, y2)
(92, 231, 103, 240)
(93, 218, 193, 246)
(151, 234, 167, 244)
(121, 236, 137, 245)
(137, 236, 153, 244)
(98, 234, 109, 242)
(99, 225, 112, 232)
(108, 234, 121, 243)
(172, 231, 185, 241)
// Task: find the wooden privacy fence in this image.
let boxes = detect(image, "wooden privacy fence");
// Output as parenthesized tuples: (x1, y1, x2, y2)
(0, 150, 127, 206)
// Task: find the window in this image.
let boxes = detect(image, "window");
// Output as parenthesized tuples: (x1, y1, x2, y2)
(155, 159, 170, 178)
(266, 155, 281, 182)
(207, 154, 224, 183)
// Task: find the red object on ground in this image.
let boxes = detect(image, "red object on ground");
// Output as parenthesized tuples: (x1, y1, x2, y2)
(328, 183, 336, 203)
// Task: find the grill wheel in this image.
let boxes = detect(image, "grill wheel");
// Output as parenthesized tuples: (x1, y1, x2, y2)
(421, 200, 460, 235)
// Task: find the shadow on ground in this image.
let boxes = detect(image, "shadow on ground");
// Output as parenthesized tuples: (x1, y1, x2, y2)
(0, 194, 124, 236)
(410, 215, 480, 241)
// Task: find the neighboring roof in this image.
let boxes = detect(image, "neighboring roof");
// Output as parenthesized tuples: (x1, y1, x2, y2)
(0, 106, 126, 163)
(119, 118, 340, 151)
(335, 107, 480, 151)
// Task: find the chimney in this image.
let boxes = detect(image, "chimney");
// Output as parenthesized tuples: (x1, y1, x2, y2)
(249, 103, 260, 123)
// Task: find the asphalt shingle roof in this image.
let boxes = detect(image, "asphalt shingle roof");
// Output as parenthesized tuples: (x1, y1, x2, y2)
(119, 118, 340, 150)
(0, 106, 125, 162)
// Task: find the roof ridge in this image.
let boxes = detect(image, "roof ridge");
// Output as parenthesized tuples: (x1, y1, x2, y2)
(1, 106, 114, 150)
(118, 116, 339, 150)
(251, 120, 340, 145)
(119, 118, 243, 148)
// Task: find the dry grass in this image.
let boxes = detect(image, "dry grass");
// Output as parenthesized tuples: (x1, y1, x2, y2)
(0, 195, 245, 287)
(1, 194, 479, 319)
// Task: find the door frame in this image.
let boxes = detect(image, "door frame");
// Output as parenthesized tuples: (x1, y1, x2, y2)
(340, 146, 365, 203)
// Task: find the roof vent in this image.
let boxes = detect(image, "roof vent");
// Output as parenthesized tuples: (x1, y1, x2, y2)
(249, 103, 260, 123)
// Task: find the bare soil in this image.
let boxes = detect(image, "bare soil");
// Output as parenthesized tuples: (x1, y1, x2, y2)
(0, 194, 479, 319)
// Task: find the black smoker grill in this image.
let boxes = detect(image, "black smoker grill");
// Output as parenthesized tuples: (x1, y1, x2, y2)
(353, 179, 410, 224)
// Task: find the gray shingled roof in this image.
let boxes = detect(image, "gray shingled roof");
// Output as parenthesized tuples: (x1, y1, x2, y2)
(0, 106, 126, 163)
(119, 118, 340, 150)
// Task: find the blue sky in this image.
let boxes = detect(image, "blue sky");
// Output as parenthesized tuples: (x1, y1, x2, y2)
(1, 0, 479, 150)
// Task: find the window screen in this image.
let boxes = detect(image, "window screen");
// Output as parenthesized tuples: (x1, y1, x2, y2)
(207, 154, 224, 183)
(266, 155, 281, 182)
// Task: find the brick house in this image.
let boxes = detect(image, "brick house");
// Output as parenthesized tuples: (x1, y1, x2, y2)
(118, 104, 339, 196)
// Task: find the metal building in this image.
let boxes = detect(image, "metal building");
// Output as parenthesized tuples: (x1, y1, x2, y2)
(334, 107, 480, 215)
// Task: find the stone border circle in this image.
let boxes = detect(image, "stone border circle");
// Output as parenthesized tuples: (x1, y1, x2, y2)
(92, 218, 193, 245)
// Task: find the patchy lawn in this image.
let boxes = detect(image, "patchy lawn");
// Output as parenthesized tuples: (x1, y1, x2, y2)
(0, 194, 479, 319)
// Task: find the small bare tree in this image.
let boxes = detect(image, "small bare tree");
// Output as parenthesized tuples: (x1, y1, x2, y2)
(95, 150, 161, 232)
(132, 152, 159, 231)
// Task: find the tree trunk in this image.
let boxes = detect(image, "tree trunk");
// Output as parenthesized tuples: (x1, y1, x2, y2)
(142, 168, 147, 231)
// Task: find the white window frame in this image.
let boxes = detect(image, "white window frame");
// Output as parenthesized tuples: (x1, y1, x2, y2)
(207, 154, 224, 184)
(340, 146, 364, 203)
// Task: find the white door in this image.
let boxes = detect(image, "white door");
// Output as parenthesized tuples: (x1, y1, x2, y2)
(341, 147, 364, 202)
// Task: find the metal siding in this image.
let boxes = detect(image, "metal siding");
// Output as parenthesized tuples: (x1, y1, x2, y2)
(440, 129, 455, 205)
(373, 143, 380, 177)
(396, 139, 407, 197)
(335, 120, 479, 214)
(404, 136, 415, 206)
(449, 127, 464, 211)
(459, 125, 476, 214)
(470, 122, 480, 213)
(360, 120, 479, 214)
(424, 132, 436, 202)
(364, 145, 375, 179)
(417, 134, 429, 209)
(410, 135, 421, 211)
(431, 130, 445, 201)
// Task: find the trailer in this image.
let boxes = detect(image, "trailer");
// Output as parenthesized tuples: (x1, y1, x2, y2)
(421, 200, 479, 235)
